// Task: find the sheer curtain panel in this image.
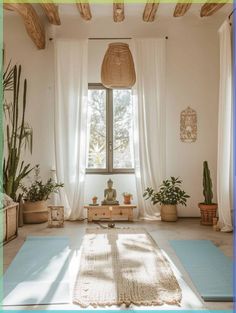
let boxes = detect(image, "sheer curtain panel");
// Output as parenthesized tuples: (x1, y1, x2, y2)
(217, 21, 233, 232)
(132, 38, 166, 219)
(54, 39, 88, 220)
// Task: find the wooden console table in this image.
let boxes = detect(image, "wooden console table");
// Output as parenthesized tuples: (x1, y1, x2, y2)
(85, 205, 136, 222)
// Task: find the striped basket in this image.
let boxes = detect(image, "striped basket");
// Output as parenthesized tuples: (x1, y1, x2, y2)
(199, 203, 217, 226)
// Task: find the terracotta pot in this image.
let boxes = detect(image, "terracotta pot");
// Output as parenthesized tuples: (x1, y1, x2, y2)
(161, 204, 178, 222)
(123, 195, 132, 205)
(23, 200, 48, 224)
(92, 198, 98, 205)
(198, 203, 217, 226)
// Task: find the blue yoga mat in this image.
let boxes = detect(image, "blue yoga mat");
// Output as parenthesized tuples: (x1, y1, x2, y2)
(2, 236, 71, 306)
(170, 240, 233, 301)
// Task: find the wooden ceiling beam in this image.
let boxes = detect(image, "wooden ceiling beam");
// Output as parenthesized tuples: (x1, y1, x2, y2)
(200, 1, 227, 17)
(143, 1, 159, 22)
(4, 4, 14, 11)
(40, 3, 61, 25)
(173, 1, 192, 17)
(4, 3, 45, 49)
(76, 1, 92, 21)
(113, 2, 125, 22)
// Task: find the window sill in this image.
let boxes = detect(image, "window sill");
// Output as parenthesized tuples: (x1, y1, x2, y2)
(86, 169, 135, 175)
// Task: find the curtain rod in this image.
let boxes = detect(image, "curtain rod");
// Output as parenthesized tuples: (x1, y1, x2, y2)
(89, 37, 131, 40)
(49, 36, 169, 41)
(89, 36, 168, 40)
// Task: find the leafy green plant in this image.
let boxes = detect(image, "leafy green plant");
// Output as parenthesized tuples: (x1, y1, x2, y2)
(202, 161, 214, 205)
(143, 177, 190, 206)
(3, 63, 34, 200)
(21, 166, 64, 202)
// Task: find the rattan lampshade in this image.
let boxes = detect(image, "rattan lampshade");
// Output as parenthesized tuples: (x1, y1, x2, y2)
(101, 43, 136, 88)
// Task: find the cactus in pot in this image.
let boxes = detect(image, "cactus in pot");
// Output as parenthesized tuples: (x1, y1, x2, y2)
(198, 161, 217, 225)
(203, 161, 213, 204)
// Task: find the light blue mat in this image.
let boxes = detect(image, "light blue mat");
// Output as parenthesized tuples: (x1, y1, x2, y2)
(170, 240, 233, 302)
(2, 236, 71, 306)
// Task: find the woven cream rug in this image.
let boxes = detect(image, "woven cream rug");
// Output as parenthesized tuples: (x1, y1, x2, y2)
(73, 228, 182, 307)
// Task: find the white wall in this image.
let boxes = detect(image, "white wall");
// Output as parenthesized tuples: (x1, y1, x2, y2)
(3, 15, 55, 181)
(4, 12, 226, 216)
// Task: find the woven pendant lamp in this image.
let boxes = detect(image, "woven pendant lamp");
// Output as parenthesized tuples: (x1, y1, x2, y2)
(101, 42, 136, 88)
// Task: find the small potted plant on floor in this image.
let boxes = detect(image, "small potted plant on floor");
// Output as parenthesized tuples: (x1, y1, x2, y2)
(143, 177, 190, 221)
(198, 161, 217, 225)
(21, 166, 64, 224)
(122, 192, 133, 205)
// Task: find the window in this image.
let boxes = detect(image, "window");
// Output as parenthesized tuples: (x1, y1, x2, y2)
(86, 84, 134, 173)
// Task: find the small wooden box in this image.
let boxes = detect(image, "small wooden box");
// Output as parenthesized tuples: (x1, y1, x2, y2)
(48, 206, 64, 228)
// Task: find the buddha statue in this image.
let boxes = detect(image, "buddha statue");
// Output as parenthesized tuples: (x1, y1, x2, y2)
(102, 179, 119, 205)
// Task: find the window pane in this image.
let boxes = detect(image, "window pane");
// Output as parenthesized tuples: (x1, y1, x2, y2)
(87, 89, 106, 169)
(113, 89, 134, 169)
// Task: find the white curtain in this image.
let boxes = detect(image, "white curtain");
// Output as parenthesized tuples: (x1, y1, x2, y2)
(217, 21, 233, 232)
(132, 38, 166, 219)
(54, 39, 88, 220)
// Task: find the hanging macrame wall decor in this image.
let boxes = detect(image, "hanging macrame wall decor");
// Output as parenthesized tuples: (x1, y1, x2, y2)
(101, 42, 136, 88)
(180, 106, 197, 143)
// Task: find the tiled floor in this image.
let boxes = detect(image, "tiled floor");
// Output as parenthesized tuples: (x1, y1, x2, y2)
(3, 218, 233, 311)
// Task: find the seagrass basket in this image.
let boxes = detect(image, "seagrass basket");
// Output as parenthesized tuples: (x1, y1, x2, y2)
(101, 43, 136, 88)
(161, 205, 178, 222)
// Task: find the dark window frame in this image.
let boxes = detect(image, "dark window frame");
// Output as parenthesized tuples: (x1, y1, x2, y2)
(86, 83, 134, 174)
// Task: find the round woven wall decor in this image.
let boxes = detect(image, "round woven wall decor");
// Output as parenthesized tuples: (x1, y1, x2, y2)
(101, 43, 136, 88)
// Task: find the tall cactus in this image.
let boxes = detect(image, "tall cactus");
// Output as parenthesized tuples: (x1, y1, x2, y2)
(203, 161, 213, 205)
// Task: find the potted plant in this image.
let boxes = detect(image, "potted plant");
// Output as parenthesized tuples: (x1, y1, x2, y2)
(198, 161, 217, 225)
(21, 166, 64, 224)
(122, 192, 133, 205)
(3, 63, 34, 201)
(143, 177, 190, 221)
(92, 196, 98, 205)
(3, 63, 35, 229)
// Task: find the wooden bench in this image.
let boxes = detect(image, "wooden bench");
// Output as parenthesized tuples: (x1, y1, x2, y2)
(84, 205, 136, 222)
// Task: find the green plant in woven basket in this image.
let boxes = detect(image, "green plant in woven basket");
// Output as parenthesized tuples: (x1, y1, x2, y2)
(20, 166, 64, 202)
(143, 177, 190, 206)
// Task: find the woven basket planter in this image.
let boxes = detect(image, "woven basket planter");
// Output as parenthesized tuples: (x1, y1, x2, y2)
(101, 43, 136, 88)
(161, 205, 178, 222)
(23, 200, 48, 224)
(1, 203, 19, 245)
(198, 203, 217, 225)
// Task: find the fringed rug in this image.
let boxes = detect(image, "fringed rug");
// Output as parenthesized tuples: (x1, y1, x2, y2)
(73, 228, 182, 307)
